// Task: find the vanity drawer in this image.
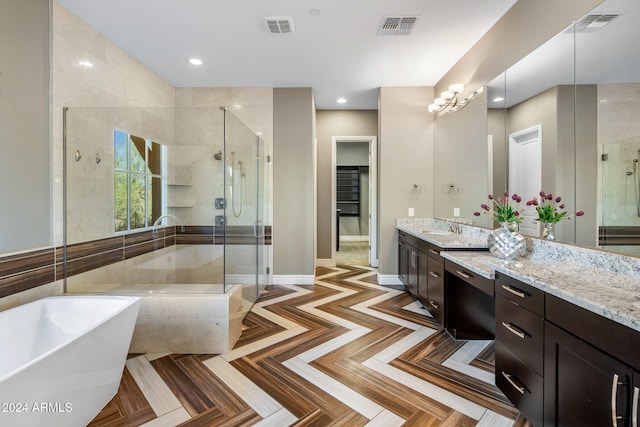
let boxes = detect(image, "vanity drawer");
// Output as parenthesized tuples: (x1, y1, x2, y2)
(496, 294, 544, 375)
(426, 256, 444, 292)
(495, 342, 543, 427)
(445, 259, 493, 297)
(426, 290, 445, 326)
(495, 272, 544, 316)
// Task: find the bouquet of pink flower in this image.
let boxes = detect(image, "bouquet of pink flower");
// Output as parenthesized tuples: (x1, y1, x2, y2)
(526, 191, 584, 223)
(474, 192, 525, 224)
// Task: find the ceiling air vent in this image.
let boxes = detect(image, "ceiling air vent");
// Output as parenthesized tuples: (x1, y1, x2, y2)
(571, 13, 621, 32)
(378, 16, 419, 36)
(264, 16, 295, 34)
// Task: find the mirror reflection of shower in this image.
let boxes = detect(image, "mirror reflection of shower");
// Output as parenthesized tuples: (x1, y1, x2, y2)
(230, 151, 245, 217)
(627, 148, 640, 217)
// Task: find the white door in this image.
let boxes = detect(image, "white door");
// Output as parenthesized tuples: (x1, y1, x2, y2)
(509, 125, 542, 236)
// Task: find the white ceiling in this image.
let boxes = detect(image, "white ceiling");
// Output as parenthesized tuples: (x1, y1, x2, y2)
(55, 0, 518, 110)
(488, 0, 640, 108)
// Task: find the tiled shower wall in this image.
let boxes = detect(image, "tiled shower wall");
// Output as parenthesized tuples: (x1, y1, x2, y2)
(0, 2, 272, 309)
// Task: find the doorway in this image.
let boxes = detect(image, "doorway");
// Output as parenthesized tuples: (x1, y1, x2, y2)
(332, 136, 378, 267)
(509, 124, 542, 236)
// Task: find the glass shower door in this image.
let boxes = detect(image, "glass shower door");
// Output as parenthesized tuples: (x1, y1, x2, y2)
(224, 110, 264, 315)
(599, 138, 640, 256)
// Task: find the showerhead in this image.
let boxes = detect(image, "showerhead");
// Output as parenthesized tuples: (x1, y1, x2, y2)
(213, 150, 223, 161)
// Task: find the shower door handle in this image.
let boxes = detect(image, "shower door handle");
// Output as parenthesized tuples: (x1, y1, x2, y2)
(254, 220, 264, 238)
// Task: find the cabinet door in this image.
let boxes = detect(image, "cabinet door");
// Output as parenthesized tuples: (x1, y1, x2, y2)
(545, 322, 632, 427)
(416, 250, 431, 305)
(398, 241, 408, 285)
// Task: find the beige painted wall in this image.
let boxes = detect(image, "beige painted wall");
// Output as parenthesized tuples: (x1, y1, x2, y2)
(0, 0, 50, 254)
(433, 90, 489, 224)
(436, 0, 602, 99)
(378, 87, 434, 280)
(506, 86, 579, 242)
(316, 110, 378, 261)
(273, 88, 316, 278)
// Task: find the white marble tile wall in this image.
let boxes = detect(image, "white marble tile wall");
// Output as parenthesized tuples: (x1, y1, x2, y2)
(596, 83, 640, 229)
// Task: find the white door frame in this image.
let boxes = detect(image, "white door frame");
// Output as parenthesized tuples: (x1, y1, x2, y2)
(509, 124, 542, 236)
(332, 136, 378, 267)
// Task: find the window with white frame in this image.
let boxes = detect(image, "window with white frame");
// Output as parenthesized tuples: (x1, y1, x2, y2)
(114, 129, 166, 232)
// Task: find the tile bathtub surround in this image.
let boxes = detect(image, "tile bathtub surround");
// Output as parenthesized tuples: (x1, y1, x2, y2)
(0, 248, 56, 298)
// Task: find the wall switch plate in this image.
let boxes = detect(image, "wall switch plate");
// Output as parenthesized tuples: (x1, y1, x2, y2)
(408, 208, 414, 217)
(454, 208, 460, 217)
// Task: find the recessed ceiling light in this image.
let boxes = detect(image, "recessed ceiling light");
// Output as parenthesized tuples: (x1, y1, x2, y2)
(189, 58, 203, 65)
(310, 9, 320, 16)
(493, 97, 505, 102)
(78, 60, 93, 68)
(337, 98, 347, 104)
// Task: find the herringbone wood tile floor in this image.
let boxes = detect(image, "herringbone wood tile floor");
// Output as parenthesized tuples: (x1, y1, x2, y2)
(89, 265, 533, 426)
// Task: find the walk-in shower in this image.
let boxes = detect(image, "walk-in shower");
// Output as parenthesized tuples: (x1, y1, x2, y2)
(599, 137, 640, 255)
(62, 106, 270, 353)
(629, 149, 640, 217)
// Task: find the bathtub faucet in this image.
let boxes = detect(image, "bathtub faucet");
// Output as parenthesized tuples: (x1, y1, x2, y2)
(153, 214, 185, 232)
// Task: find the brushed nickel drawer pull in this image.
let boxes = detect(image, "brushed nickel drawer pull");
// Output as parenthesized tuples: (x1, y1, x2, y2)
(633, 386, 639, 427)
(456, 269, 471, 279)
(428, 271, 440, 278)
(501, 321, 526, 339)
(428, 249, 439, 256)
(429, 300, 439, 310)
(612, 373, 619, 427)
(501, 284, 526, 298)
(501, 371, 526, 395)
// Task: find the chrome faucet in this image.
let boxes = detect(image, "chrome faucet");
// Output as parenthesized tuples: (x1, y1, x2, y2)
(448, 221, 462, 234)
(152, 214, 185, 232)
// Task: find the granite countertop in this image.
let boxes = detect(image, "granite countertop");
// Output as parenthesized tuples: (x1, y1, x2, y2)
(440, 250, 640, 334)
(440, 251, 497, 280)
(397, 225, 489, 250)
(397, 217, 640, 333)
(489, 258, 640, 334)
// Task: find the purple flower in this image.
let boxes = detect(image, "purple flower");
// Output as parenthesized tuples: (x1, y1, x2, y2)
(555, 196, 562, 203)
(532, 199, 539, 206)
(560, 204, 565, 209)
(504, 192, 509, 198)
(540, 191, 546, 197)
(488, 194, 494, 200)
(516, 196, 522, 203)
(546, 193, 553, 200)
(526, 200, 534, 206)
(514, 211, 520, 217)
(473, 212, 481, 216)
(481, 203, 489, 211)
(576, 211, 585, 216)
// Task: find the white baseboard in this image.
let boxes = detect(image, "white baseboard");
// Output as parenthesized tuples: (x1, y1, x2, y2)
(272, 275, 315, 285)
(377, 274, 403, 286)
(339, 235, 369, 242)
(316, 259, 336, 268)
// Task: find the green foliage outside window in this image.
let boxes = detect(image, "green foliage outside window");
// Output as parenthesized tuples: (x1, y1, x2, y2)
(114, 129, 165, 232)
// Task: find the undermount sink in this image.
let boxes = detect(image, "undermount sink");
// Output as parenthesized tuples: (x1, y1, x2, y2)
(422, 230, 452, 235)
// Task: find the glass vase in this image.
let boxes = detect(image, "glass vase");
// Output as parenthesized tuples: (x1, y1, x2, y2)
(487, 222, 527, 260)
(541, 222, 556, 240)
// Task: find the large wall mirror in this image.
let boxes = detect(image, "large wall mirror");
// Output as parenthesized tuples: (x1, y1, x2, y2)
(439, 0, 640, 257)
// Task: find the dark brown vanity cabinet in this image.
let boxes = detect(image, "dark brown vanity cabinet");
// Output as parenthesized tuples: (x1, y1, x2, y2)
(422, 248, 445, 325)
(495, 272, 640, 427)
(445, 260, 495, 340)
(494, 273, 545, 427)
(544, 294, 640, 427)
(397, 231, 446, 326)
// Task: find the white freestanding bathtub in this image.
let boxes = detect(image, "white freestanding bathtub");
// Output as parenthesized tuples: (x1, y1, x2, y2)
(0, 295, 140, 427)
